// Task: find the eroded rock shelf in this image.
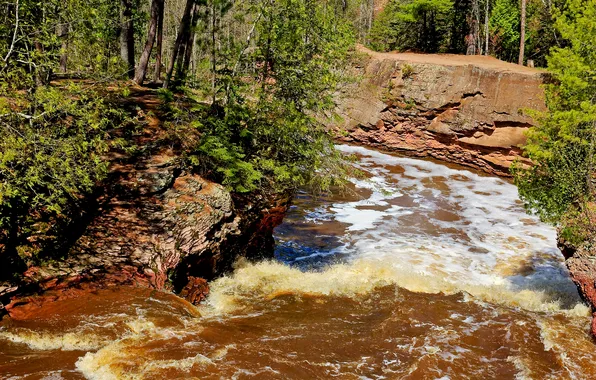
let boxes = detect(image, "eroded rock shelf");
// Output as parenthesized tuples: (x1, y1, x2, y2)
(334, 46, 546, 176)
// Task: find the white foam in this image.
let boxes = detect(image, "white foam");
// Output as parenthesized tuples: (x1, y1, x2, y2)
(315, 145, 582, 308)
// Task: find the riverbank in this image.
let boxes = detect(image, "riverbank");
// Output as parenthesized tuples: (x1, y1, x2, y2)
(332, 45, 546, 176)
(330, 47, 596, 336)
(0, 84, 290, 319)
(2, 144, 594, 379)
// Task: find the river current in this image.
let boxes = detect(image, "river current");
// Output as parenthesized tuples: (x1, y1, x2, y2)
(1, 145, 595, 379)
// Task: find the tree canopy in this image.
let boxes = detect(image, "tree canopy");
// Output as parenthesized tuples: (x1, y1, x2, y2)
(367, 0, 564, 66)
(513, 0, 596, 244)
(0, 0, 359, 277)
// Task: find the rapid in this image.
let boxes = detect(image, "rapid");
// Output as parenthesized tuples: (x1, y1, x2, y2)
(1, 145, 595, 379)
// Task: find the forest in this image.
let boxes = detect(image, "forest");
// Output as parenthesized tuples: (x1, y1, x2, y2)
(0, 0, 595, 277)
(368, 0, 560, 66)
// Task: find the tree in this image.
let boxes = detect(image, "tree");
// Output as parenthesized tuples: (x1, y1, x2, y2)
(518, 0, 526, 64)
(178, 1, 201, 86)
(58, 19, 69, 73)
(181, 0, 356, 192)
(489, 0, 520, 62)
(448, 0, 472, 53)
(163, 0, 195, 88)
(513, 0, 596, 243)
(484, 0, 489, 55)
(120, 0, 135, 78)
(153, 0, 165, 82)
(134, 0, 163, 84)
(368, 0, 454, 53)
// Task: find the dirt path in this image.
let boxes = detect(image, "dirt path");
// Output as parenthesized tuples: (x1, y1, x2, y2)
(357, 45, 543, 76)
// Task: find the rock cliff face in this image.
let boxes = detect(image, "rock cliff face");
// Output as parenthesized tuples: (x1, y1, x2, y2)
(559, 232, 596, 335)
(334, 47, 547, 176)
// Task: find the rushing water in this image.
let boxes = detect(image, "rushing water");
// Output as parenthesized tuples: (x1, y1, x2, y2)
(1, 145, 595, 379)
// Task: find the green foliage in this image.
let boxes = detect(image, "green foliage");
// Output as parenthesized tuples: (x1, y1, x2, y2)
(490, 0, 520, 62)
(401, 63, 415, 78)
(366, 0, 564, 66)
(157, 88, 175, 104)
(0, 84, 126, 260)
(489, 0, 562, 65)
(513, 0, 596, 243)
(181, 0, 356, 193)
(368, 0, 454, 53)
(0, 0, 128, 92)
(523, 0, 561, 67)
(60, 0, 126, 77)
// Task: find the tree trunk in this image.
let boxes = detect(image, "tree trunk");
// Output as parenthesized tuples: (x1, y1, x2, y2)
(484, 0, 489, 55)
(471, 0, 480, 55)
(153, 0, 165, 82)
(134, 0, 162, 85)
(164, 0, 194, 89)
(120, 0, 135, 78)
(211, 0, 217, 103)
(519, 0, 526, 65)
(58, 21, 68, 73)
(180, 5, 200, 84)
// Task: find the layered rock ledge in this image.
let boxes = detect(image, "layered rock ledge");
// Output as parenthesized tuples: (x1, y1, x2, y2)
(333, 46, 547, 176)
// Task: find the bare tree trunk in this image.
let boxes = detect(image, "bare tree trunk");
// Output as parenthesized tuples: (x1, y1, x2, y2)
(163, 0, 194, 89)
(211, 0, 216, 104)
(471, 0, 480, 54)
(519, 0, 526, 65)
(134, 0, 162, 85)
(367, 0, 374, 32)
(484, 0, 489, 55)
(120, 0, 135, 78)
(153, 0, 165, 82)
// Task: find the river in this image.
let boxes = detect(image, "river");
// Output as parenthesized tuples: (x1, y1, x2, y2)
(1, 145, 595, 379)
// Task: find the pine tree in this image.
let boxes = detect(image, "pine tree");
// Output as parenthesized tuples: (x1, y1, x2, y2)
(513, 0, 596, 242)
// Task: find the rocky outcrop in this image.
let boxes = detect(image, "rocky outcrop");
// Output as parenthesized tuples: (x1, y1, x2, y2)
(1, 156, 289, 318)
(0, 94, 290, 319)
(558, 209, 596, 335)
(333, 46, 547, 176)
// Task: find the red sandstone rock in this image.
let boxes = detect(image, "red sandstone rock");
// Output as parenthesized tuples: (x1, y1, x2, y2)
(333, 47, 545, 176)
(179, 277, 210, 305)
(1, 161, 289, 318)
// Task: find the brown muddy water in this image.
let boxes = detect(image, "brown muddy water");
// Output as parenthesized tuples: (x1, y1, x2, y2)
(1, 145, 595, 379)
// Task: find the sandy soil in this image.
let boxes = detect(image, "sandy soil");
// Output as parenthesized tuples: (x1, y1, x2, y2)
(357, 45, 544, 76)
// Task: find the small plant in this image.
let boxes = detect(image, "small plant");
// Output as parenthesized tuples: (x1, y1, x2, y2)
(401, 63, 414, 79)
(157, 88, 174, 104)
(404, 98, 416, 110)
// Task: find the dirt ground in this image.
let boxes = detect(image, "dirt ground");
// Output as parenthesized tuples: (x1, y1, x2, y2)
(356, 44, 543, 76)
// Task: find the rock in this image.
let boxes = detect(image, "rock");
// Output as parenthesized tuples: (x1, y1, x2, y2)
(332, 47, 544, 176)
(559, 242, 596, 335)
(179, 276, 209, 305)
(2, 152, 290, 317)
